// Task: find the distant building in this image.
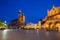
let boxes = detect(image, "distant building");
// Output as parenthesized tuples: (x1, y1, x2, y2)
(25, 23, 37, 29)
(25, 22, 41, 29)
(8, 19, 20, 29)
(8, 10, 25, 29)
(42, 6, 60, 30)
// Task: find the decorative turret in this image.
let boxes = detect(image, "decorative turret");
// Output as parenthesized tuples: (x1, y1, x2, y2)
(18, 10, 23, 17)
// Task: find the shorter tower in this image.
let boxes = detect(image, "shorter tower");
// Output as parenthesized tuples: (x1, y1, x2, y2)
(37, 19, 42, 29)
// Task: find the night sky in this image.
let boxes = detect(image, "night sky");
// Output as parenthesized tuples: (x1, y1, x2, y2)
(0, 0, 60, 23)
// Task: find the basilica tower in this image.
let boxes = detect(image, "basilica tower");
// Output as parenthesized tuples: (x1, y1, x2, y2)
(18, 10, 25, 26)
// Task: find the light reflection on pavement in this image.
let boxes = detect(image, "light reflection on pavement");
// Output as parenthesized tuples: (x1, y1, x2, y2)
(0, 29, 60, 40)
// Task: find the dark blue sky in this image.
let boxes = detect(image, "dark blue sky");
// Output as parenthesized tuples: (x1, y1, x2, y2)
(0, 0, 60, 23)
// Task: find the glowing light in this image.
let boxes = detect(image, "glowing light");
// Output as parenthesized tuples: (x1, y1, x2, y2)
(4, 21, 7, 24)
(3, 29, 8, 32)
(19, 10, 22, 12)
(2, 29, 8, 40)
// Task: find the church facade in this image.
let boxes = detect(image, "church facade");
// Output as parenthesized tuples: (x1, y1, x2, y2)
(42, 6, 60, 31)
(8, 10, 25, 29)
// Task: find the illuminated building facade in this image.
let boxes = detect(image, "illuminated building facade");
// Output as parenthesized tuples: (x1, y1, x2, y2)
(25, 23, 39, 29)
(42, 6, 60, 31)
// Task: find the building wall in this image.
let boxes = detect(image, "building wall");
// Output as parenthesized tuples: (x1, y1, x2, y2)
(42, 6, 60, 29)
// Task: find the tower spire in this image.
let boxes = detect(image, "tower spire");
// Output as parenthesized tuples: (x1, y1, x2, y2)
(18, 10, 23, 15)
(18, 10, 22, 12)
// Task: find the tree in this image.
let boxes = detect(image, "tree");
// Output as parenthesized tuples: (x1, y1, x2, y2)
(0, 19, 7, 28)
